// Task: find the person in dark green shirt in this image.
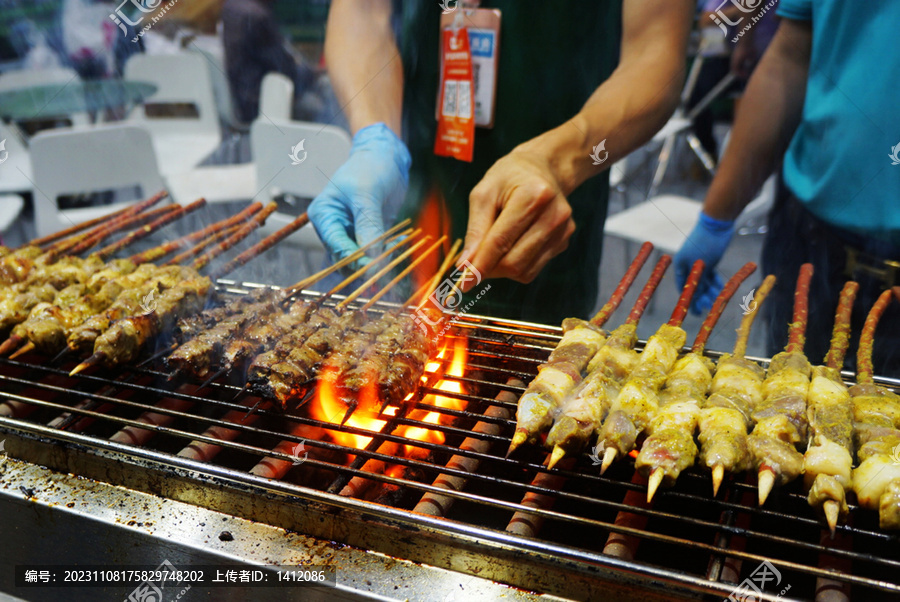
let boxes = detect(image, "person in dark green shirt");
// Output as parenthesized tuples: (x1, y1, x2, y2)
(308, 0, 693, 324)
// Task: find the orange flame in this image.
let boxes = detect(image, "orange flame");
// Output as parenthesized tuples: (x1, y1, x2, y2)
(400, 338, 468, 456)
(307, 338, 468, 460)
(310, 365, 394, 451)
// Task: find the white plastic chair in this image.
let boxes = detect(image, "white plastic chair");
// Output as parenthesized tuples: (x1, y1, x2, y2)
(0, 194, 25, 236)
(250, 118, 352, 271)
(259, 72, 294, 122)
(0, 67, 89, 127)
(29, 124, 167, 237)
(124, 53, 222, 176)
(0, 122, 33, 193)
(604, 194, 703, 255)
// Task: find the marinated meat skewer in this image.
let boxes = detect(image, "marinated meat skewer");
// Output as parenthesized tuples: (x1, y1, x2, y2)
(321, 237, 449, 423)
(247, 235, 433, 407)
(751, 263, 814, 505)
(699, 274, 776, 496)
(804, 281, 858, 533)
(169, 228, 422, 386)
(25, 205, 133, 249)
(68, 207, 289, 373)
(636, 262, 757, 501)
(508, 242, 656, 456)
(851, 289, 900, 530)
(0, 208, 254, 357)
(92, 198, 206, 260)
(596, 259, 705, 474)
(544, 252, 669, 466)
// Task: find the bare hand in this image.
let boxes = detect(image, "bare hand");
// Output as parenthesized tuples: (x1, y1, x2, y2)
(462, 147, 576, 290)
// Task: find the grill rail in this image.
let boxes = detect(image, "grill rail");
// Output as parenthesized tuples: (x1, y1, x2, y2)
(1, 281, 899, 601)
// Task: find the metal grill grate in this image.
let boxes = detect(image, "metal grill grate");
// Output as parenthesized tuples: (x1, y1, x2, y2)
(1, 281, 899, 601)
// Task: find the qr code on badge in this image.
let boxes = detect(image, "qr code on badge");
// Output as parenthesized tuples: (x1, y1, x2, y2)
(457, 80, 472, 119)
(442, 80, 458, 117)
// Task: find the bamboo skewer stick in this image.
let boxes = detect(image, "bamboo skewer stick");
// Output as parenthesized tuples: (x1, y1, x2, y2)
(191, 202, 277, 271)
(210, 213, 309, 280)
(284, 219, 412, 296)
(164, 225, 242, 266)
(26, 206, 131, 248)
(336, 237, 432, 310)
(413, 239, 463, 310)
(94, 199, 207, 260)
(48, 204, 177, 260)
(362, 237, 448, 311)
(592, 242, 655, 326)
(128, 202, 262, 265)
(56, 190, 170, 257)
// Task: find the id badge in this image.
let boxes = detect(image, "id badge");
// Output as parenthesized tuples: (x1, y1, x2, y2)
(434, 19, 476, 161)
(434, 6, 501, 161)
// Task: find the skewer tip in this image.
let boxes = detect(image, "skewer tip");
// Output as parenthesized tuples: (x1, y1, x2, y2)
(758, 469, 776, 505)
(8, 341, 36, 360)
(600, 447, 617, 475)
(0, 335, 24, 356)
(823, 500, 840, 536)
(711, 464, 725, 496)
(647, 469, 664, 503)
(69, 353, 105, 376)
(340, 405, 356, 426)
(506, 431, 528, 457)
(547, 446, 567, 469)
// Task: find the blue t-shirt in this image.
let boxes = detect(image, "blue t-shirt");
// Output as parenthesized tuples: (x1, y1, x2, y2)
(777, 0, 900, 243)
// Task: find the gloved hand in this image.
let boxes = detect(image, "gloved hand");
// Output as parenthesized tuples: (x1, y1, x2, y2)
(308, 123, 411, 267)
(674, 212, 735, 315)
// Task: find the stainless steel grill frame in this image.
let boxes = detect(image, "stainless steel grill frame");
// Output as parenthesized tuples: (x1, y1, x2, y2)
(1, 280, 900, 601)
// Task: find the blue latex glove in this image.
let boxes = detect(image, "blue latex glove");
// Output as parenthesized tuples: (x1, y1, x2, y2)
(308, 123, 411, 266)
(674, 212, 735, 315)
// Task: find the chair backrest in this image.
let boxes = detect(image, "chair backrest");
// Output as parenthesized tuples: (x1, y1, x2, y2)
(123, 52, 220, 136)
(259, 72, 294, 122)
(0, 121, 32, 191)
(29, 124, 166, 236)
(189, 41, 246, 132)
(250, 118, 351, 201)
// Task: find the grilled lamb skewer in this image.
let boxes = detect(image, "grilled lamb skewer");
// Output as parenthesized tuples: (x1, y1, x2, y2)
(0, 202, 204, 334)
(851, 289, 900, 530)
(0, 207, 261, 358)
(596, 260, 705, 474)
(750, 263, 814, 505)
(169, 226, 420, 387)
(636, 262, 757, 501)
(69, 209, 300, 374)
(248, 235, 433, 407)
(699, 274, 776, 496)
(508, 243, 656, 456)
(543, 253, 670, 466)
(804, 281, 858, 533)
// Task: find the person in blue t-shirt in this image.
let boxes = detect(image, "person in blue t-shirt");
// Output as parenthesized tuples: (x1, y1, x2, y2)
(674, 0, 900, 376)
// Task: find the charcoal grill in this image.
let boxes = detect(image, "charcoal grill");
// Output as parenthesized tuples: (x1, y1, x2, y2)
(1, 280, 900, 601)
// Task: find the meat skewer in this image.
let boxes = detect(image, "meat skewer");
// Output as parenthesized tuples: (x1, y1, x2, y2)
(0, 207, 262, 358)
(804, 281, 858, 533)
(698, 274, 776, 496)
(318, 236, 449, 424)
(750, 263, 814, 505)
(544, 252, 670, 466)
(596, 259, 704, 474)
(68, 206, 298, 374)
(508, 242, 655, 456)
(168, 227, 423, 386)
(246, 234, 433, 407)
(636, 262, 757, 501)
(189, 202, 277, 272)
(0, 204, 174, 289)
(850, 289, 900, 530)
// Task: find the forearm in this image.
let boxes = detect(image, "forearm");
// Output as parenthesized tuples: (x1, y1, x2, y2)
(703, 20, 810, 221)
(516, 0, 692, 196)
(324, 0, 403, 135)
